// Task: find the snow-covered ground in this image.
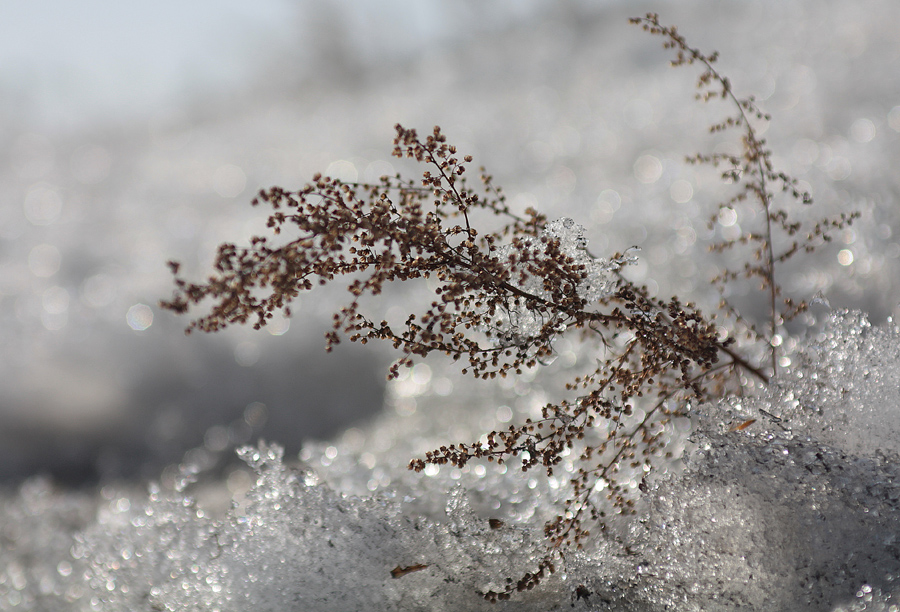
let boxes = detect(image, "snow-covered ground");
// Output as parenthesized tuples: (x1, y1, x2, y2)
(1, 0, 900, 610)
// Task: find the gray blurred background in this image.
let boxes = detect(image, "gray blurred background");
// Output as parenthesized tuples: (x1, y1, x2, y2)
(1, 0, 898, 485)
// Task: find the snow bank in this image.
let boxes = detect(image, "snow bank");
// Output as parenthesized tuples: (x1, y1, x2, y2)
(2, 310, 899, 611)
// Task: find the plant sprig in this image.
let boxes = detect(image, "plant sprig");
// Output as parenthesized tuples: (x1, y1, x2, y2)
(162, 122, 757, 599)
(161, 14, 855, 602)
(631, 12, 858, 375)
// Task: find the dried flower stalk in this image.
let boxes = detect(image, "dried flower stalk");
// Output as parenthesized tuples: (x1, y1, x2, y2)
(161, 14, 856, 601)
(630, 13, 858, 375)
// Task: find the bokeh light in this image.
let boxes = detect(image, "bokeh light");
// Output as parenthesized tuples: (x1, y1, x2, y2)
(126, 303, 154, 331)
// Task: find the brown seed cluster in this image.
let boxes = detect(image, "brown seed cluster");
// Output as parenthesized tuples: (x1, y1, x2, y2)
(631, 13, 859, 375)
(160, 15, 850, 603)
(161, 122, 754, 600)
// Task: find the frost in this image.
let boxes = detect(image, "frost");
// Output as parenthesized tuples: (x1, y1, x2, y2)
(485, 217, 627, 348)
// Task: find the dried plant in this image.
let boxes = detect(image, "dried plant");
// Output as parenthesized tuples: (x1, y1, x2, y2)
(160, 15, 855, 602)
(630, 13, 859, 375)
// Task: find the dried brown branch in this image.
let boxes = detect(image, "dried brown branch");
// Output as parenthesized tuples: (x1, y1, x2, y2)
(160, 14, 856, 602)
(161, 123, 741, 599)
(631, 12, 859, 376)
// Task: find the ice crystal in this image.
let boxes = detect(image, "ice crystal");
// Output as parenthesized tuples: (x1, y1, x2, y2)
(3, 0, 900, 608)
(484, 218, 627, 349)
(74, 441, 575, 612)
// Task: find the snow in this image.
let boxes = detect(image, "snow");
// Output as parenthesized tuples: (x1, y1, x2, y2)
(2, 0, 900, 610)
(628, 311, 900, 611)
(3, 312, 900, 610)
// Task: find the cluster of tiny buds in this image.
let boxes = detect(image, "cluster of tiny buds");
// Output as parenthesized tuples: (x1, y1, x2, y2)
(162, 119, 740, 599)
(160, 16, 850, 599)
(632, 12, 858, 375)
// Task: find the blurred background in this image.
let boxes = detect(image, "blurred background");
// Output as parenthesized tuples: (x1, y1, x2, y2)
(1, 0, 898, 486)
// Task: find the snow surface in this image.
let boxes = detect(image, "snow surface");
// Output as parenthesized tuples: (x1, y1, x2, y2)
(2, 311, 900, 611)
(2, 0, 900, 610)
